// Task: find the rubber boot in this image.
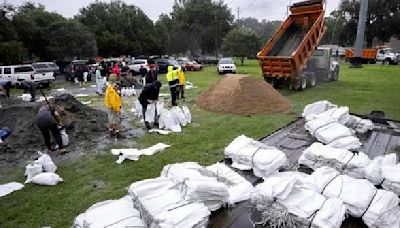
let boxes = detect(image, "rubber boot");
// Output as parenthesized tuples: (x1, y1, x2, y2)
(145, 121, 151, 130)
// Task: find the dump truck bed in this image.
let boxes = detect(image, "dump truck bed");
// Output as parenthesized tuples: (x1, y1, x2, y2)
(208, 114, 400, 228)
(257, 0, 326, 80)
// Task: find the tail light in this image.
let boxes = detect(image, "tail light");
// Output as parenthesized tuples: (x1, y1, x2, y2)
(31, 73, 34, 80)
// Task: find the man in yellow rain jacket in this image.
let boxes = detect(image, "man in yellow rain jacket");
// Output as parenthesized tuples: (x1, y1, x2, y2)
(104, 82, 122, 137)
(166, 65, 179, 106)
(176, 66, 186, 99)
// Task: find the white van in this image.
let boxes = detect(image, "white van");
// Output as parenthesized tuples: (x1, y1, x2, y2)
(0, 65, 55, 87)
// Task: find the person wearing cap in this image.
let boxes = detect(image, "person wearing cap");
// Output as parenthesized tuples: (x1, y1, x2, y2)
(166, 66, 179, 106)
(176, 66, 186, 99)
(138, 81, 162, 130)
(145, 64, 157, 85)
(104, 79, 123, 137)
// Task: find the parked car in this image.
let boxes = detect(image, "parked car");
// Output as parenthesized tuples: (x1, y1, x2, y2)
(168, 59, 179, 68)
(217, 58, 236, 74)
(185, 61, 203, 71)
(196, 56, 219, 65)
(32, 62, 60, 75)
(0, 64, 55, 87)
(155, 59, 169, 73)
(130, 59, 149, 74)
(177, 58, 189, 71)
(65, 60, 91, 82)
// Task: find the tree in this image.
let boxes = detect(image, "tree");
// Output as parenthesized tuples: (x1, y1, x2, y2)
(222, 27, 260, 65)
(330, 0, 400, 47)
(236, 18, 281, 47)
(166, 0, 234, 55)
(47, 19, 97, 60)
(76, 0, 158, 57)
(12, 3, 64, 60)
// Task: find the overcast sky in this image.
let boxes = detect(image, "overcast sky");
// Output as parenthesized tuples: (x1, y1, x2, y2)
(11, 0, 341, 21)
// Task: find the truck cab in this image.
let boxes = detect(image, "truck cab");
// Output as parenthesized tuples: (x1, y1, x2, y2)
(376, 48, 399, 65)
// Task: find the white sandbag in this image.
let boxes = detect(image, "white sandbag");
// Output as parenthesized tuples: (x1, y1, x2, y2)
(206, 163, 254, 204)
(36, 152, 57, 173)
(182, 106, 192, 124)
(159, 110, 182, 132)
(380, 156, 400, 195)
(311, 106, 351, 125)
(364, 154, 397, 185)
(171, 106, 188, 127)
(0, 182, 24, 197)
(251, 174, 346, 228)
(345, 115, 375, 134)
(160, 162, 229, 211)
(31, 172, 63, 186)
(224, 135, 253, 159)
(73, 195, 145, 228)
(112, 143, 171, 164)
(60, 129, 69, 146)
(252, 146, 289, 179)
(305, 116, 337, 135)
(298, 143, 370, 179)
(328, 136, 362, 150)
(134, 100, 164, 123)
(305, 166, 376, 217)
(24, 162, 43, 183)
(128, 177, 210, 228)
(313, 122, 361, 150)
(362, 189, 400, 228)
(149, 129, 172, 135)
(302, 100, 337, 120)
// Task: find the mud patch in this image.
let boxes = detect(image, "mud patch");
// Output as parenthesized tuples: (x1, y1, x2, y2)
(0, 94, 108, 168)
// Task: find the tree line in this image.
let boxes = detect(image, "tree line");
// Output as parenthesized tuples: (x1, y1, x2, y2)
(0, 0, 399, 65)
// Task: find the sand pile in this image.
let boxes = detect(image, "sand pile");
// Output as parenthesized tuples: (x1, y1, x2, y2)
(196, 74, 291, 115)
(0, 94, 107, 168)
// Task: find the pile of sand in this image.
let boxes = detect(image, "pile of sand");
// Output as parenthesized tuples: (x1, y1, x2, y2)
(196, 74, 291, 115)
(0, 94, 107, 167)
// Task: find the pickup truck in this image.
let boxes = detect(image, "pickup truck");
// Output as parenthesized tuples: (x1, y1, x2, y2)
(208, 112, 400, 228)
(0, 64, 55, 87)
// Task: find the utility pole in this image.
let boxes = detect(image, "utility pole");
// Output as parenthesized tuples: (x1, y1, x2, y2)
(237, 7, 240, 20)
(351, 0, 368, 68)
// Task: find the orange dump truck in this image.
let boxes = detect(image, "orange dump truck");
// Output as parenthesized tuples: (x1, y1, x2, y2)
(345, 48, 377, 64)
(257, 0, 327, 90)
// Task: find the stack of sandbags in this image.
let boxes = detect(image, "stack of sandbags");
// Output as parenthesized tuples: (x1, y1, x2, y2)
(158, 106, 192, 133)
(160, 162, 229, 211)
(224, 135, 288, 178)
(134, 100, 165, 123)
(298, 142, 371, 179)
(24, 152, 63, 186)
(250, 173, 346, 228)
(305, 166, 400, 227)
(205, 163, 254, 204)
(128, 177, 210, 228)
(73, 195, 145, 228)
(365, 154, 400, 195)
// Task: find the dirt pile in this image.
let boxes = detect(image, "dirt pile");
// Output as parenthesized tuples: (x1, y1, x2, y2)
(0, 94, 107, 167)
(196, 74, 291, 115)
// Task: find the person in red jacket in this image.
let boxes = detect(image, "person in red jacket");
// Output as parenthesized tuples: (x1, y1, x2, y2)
(111, 64, 121, 80)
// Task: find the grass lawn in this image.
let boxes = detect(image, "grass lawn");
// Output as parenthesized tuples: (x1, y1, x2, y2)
(1, 60, 399, 227)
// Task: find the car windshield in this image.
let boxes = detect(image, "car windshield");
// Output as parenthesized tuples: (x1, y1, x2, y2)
(48, 63, 58, 68)
(15, 66, 34, 73)
(219, 59, 233, 64)
(312, 50, 324, 56)
(134, 60, 146, 64)
(385, 49, 393, 54)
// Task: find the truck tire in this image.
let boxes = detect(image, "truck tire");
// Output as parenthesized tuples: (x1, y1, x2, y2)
(307, 74, 316, 87)
(291, 76, 307, 91)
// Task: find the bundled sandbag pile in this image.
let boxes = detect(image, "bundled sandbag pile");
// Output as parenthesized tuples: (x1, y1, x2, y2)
(128, 177, 210, 228)
(224, 135, 289, 178)
(250, 173, 346, 228)
(160, 162, 229, 211)
(24, 152, 63, 186)
(305, 166, 400, 227)
(73, 195, 145, 228)
(205, 163, 254, 204)
(134, 100, 165, 123)
(302, 101, 374, 149)
(298, 142, 371, 179)
(120, 87, 136, 97)
(365, 154, 400, 195)
(111, 143, 170, 164)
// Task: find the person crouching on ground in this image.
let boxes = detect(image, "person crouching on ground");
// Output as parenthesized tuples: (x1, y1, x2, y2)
(176, 66, 186, 99)
(166, 66, 179, 106)
(35, 101, 66, 155)
(104, 81, 123, 137)
(138, 81, 162, 130)
(96, 66, 104, 95)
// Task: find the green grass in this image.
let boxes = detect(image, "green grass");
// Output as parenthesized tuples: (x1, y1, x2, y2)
(1, 60, 400, 227)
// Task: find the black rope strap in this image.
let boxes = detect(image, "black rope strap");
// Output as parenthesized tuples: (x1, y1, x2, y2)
(251, 147, 262, 167)
(341, 153, 355, 172)
(307, 199, 328, 228)
(360, 189, 378, 218)
(321, 173, 340, 194)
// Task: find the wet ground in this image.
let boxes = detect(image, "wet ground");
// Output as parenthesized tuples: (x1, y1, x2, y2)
(0, 77, 146, 169)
